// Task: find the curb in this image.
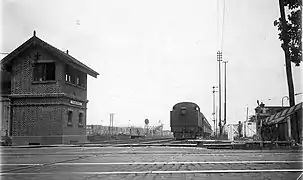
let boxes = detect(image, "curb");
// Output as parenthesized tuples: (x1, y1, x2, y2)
(2, 144, 80, 148)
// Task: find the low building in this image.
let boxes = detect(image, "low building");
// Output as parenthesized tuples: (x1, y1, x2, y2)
(254, 103, 290, 140)
(263, 102, 302, 142)
(0, 31, 99, 145)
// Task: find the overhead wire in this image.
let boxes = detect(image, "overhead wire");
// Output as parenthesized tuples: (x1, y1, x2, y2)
(220, 0, 226, 52)
(217, 0, 227, 52)
(217, 0, 220, 51)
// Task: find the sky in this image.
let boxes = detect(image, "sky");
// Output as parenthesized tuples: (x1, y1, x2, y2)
(1, 0, 302, 130)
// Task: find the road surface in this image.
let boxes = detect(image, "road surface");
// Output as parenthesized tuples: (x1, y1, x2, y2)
(1, 145, 302, 180)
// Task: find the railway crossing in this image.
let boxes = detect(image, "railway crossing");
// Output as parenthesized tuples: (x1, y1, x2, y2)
(1, 139, 302, 180)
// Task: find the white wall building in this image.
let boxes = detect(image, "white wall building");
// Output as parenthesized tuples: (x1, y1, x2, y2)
(226, 122, 256, 141)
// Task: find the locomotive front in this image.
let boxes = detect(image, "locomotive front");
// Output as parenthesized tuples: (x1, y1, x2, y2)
(170, 102, 203, 140)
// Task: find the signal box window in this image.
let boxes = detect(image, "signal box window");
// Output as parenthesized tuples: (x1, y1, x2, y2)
(79, 113, 83, 126)
(65, 74, 71, 82)
(33, 63, 56, 81)
(65, 65, 86, 88)
(76, 76, 80, 85)
(67, 111, 73, 126)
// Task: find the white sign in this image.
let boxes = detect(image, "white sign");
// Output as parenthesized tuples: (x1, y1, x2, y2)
(70, 100, 82, 106)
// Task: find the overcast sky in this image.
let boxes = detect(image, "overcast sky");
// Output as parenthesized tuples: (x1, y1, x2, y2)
(1, 0, 302, 129)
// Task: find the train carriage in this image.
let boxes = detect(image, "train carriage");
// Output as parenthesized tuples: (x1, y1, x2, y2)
(170, 102, 212, 140)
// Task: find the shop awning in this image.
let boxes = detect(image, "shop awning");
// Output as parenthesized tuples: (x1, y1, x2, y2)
(265, 102, 302, 125)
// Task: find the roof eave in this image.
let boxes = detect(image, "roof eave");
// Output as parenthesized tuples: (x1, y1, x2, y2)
(88, 71, 99, 78)
(1, 35, 99, 78)
(1, 37, 35, 67)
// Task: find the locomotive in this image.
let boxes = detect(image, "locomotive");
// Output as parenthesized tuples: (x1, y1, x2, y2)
(170, 102, 212, 140)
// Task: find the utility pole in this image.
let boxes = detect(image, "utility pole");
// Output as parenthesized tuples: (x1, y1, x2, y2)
(129, 120, 132, 135)
(109, 113, 114, 135)
(109, 114, 112, 135)
(223, 61, 228, 133)
(245, 106, 248, 138)
(215, 106, 218, 136)
(217, 51, 222, 137)
(212, 86, 218, 137)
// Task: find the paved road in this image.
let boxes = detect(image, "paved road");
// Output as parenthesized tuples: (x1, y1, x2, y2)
(1, 146, 302, 180)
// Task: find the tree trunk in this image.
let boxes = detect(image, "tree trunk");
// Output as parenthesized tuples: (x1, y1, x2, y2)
(278, 0, 298, 142)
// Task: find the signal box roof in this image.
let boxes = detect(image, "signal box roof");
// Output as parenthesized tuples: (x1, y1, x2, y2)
(1, 31, 99, 78)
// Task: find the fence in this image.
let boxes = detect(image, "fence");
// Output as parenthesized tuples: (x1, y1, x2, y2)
(227, 122, 257, 141)
(86, 125, 172, 137)
(86, 125, 147, 136)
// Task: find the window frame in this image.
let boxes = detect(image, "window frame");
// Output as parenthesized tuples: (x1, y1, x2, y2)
(33, 61, 56, 82)
(65, 65, 86, 89)
(78, 112, 84, 127)
(67, 110, 73, 126)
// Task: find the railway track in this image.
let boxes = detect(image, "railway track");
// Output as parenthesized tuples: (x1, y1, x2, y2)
(78, 137, 175, 147)
(1, 158, 302, 179)
(1, 140, 302, 180)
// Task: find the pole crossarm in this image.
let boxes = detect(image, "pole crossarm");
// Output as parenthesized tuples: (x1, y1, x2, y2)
(217, 51, 222, 62)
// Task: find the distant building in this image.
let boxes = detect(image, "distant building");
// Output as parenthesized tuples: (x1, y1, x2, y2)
(0, 31, 99, 145)
(255, 103, 290, 121)
(86, 124, 170, 137)
(263, 103, 302, 142)
(86, 125, 131, 136)
(254, 103, 290, 139)
(254, 102, 302, 142)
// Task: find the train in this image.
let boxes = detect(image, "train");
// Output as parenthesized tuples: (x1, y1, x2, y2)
(170, 102, 212, 140)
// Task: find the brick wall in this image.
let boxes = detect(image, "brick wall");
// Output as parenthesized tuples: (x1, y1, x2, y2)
(11, 47, 63, 94)
(62, 106, 86, 136)
(63, 75, 87, 101)
(0, 97, 10, 136)
(11, 104, 63, 136)
(10, 46, 88, 99)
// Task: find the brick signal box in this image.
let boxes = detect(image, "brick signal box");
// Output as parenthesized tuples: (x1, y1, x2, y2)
(0, 31, 99, 145)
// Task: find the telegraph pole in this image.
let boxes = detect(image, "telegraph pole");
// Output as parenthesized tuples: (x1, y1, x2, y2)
(217, 51, 222, 137)
(109, 114, 112, 135)
(223, 61, 228, 131)
(245, 106, 248, 138)
(109, 113, 114, 135)
(215, 106, 218, 136)
(212, 86, 218, 137)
